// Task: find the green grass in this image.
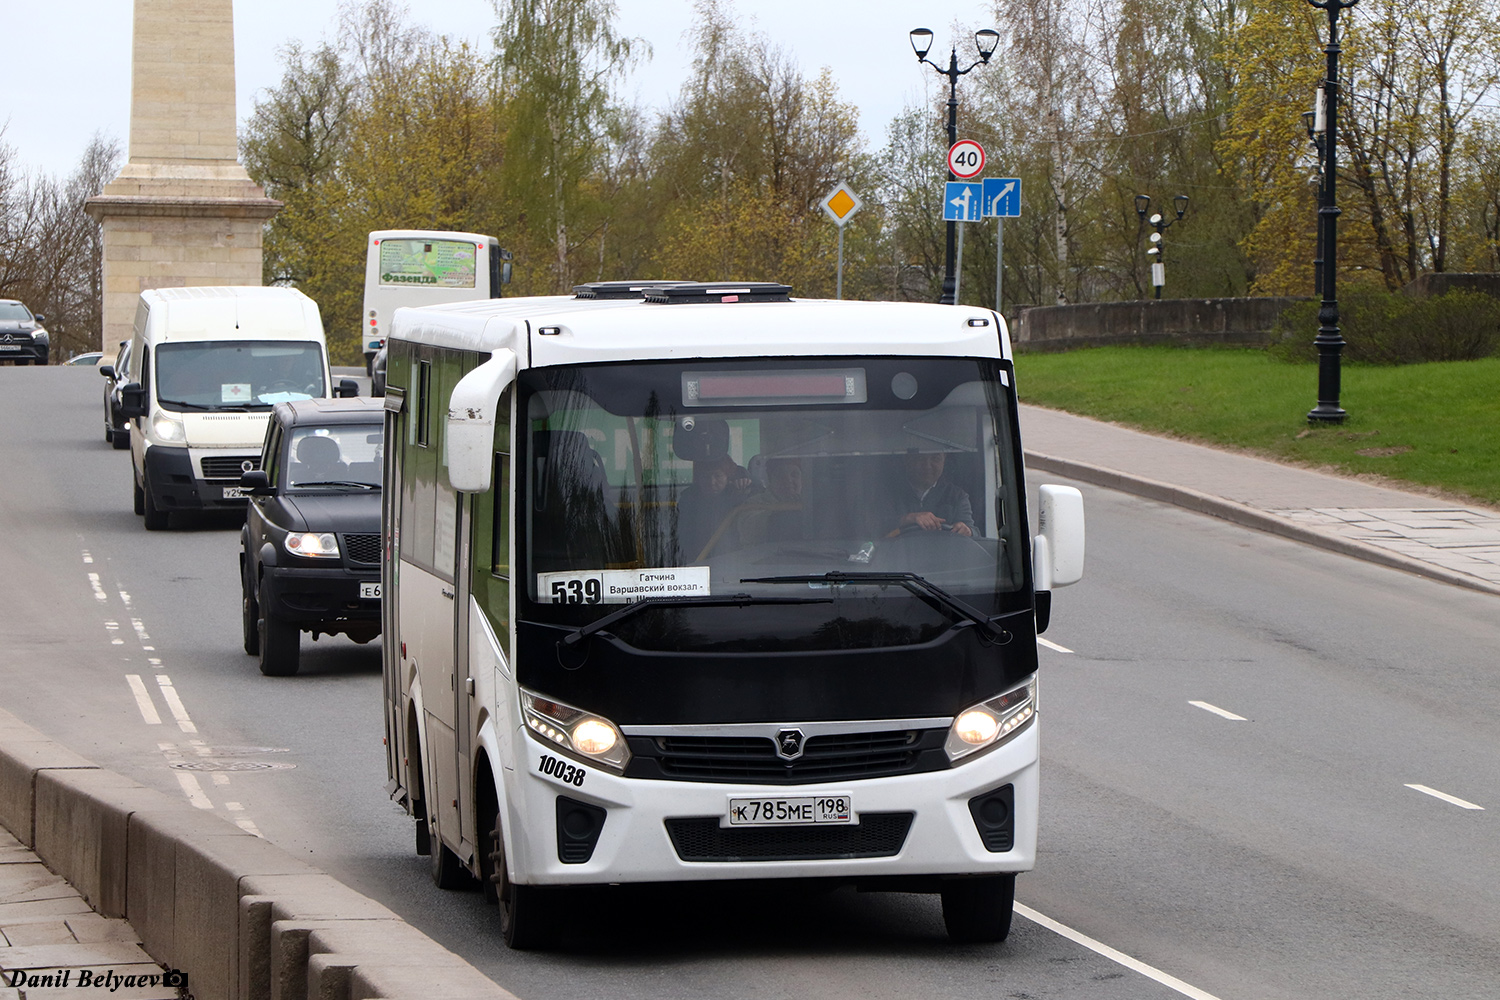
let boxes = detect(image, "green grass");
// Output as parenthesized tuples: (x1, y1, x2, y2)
(1013, 346, 1500, 507)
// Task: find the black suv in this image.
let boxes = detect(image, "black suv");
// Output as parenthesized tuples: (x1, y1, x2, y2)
(0, 299, 49, 365)
(239, 396, 385, 676)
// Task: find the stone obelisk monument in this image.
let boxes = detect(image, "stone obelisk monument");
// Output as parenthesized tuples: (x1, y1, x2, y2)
(86, 0, 281, 351)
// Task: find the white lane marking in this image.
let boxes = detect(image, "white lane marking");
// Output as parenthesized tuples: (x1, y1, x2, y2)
(131, 618, 151, 642)
(235, 818, 264, 837)
(118, 590, 133, 609)
(1405, 784, 1484, 810)
(175, 772, 214, 810)
(212, 773, 231, 786)
(154, 675, 198, 734)
(88, 574, 108, 602)
(1037, 637, 1073, 653)
(1014, 903, 1226, 1000)
(124, 676, 162, 725)
(82, 551, 93, 565)
(1189, 700, 1247, 721)
(225, 802, 243, 811)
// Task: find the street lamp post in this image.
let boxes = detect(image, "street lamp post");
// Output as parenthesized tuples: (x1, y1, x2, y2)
(1134, 194, 1189, 299)
(1307, 0, 1359, 425)
(910, 26, 999, 305)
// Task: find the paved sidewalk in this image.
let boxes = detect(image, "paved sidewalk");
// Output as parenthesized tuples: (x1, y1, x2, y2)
(1020, 404, 1500, 596)
(0, 828, 176, 1000)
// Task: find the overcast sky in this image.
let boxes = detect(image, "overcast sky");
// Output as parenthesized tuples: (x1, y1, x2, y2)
(6, 0, 997, 180)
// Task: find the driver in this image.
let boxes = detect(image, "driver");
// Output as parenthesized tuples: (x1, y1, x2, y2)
(882, 451, 973, 538)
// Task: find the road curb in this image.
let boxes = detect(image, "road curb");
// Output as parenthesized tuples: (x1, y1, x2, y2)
(0, 709, 520, 1000)
(1026, 451, 1500, 599)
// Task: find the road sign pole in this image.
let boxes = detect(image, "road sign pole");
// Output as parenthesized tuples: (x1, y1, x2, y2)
(954, 223, 965, 304)
(836, 226, 845, 300)
(994, 217, 1004, 315)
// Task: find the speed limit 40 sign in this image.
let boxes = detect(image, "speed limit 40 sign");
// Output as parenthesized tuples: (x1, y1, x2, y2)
(948, 139, 985, 179)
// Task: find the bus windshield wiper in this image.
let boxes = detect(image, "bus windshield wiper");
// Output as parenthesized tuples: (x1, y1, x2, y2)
(560, 593, 831, 647)
(741, 571, 1013, 644)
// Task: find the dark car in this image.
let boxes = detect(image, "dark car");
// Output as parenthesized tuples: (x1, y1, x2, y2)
(99, 340, 132, 449)
(0, 299, 50, 365)
(239, 396, 385, 676)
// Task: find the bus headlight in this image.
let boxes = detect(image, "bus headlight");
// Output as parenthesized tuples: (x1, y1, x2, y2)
(944, 676, 1037, 763)
(151, 411, 185, 443)
(520, 688, 630, 773)
(284, 532, 340, 558)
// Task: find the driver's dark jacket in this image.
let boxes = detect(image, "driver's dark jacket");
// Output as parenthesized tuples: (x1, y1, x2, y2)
(879, 479, 974, 534)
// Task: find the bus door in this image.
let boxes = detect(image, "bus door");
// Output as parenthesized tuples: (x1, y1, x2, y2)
(452, 487, 476, 860)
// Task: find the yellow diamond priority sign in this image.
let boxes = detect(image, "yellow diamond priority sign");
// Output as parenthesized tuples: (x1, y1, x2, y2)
(821, 182, 862, 226)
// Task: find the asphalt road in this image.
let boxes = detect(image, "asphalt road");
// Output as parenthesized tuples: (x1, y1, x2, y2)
(2, 365, 1497, 1000)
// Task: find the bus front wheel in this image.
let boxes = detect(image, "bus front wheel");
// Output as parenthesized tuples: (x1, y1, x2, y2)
(493, 812, 558, 949)
(941, 874, 1016, 944)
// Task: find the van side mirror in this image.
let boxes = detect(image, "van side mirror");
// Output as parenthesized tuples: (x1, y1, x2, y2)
(119, 383, 147, 419)
(240, 469, 274, 495)
(336, 378, 360, 398)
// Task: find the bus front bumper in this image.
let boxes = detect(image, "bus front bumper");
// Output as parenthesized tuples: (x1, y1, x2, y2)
(502, 722, 1039, 886)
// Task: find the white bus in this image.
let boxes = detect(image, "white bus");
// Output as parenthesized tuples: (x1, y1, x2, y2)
(380, 281, 1085, 948)
(362, 230, 512, 372)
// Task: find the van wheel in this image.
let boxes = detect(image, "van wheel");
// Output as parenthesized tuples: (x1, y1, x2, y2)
(257, 579, 300, 676)
(241, 570, 260, 655)
(494, 812, 557, 949)
(142, 474, 169, 530)
(941, 874, 1016, 944)
(133, 476, 145, 515)
(112, 426, 130, 451)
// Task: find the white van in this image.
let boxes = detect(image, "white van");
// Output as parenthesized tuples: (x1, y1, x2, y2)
(118, 286, 346, 530)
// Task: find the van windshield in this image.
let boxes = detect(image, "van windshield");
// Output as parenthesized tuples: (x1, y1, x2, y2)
(155, 341, 326, 410)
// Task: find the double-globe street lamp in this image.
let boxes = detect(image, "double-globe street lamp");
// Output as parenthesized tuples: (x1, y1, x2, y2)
(909, 26, 999, 305)
(1306, 0, 1360, 425)
(1134, 194, 1189, 299)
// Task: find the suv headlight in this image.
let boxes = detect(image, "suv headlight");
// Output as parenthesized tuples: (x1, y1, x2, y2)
(520, 687, 630, 773)
(151, 411, 185, 442)
(284, 532, 340, 558)
(944, 676, 1037, 763)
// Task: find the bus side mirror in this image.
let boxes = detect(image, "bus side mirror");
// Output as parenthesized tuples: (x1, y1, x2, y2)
(447, 348, 517, 492)
(119, 383, 147, 419)
(1032, 484, 1085, 592)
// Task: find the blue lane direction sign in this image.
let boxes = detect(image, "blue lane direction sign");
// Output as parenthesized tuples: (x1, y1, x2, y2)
(944, 181, 983, 222)
(983, 177, 1022, 218)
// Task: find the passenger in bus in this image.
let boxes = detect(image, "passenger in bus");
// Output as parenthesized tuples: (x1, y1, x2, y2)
(737, 457, 805, 547)
(881, 451, 973, 537)
(676, 453, 751, 561)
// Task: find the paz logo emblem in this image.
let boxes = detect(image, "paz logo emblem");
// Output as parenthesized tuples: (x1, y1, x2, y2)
(775, 728, 805, 761)
(241, 459, 256, 473)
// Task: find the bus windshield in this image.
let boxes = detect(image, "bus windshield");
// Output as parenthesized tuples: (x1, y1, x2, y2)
(520, 358, 1026, 628)
(155, 341, 326, 410)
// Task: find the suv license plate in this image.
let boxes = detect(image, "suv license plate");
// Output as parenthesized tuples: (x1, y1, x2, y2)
(221, 486, 246, 499)
(360, 582, 381, 599)
(726, 795, 854, 827)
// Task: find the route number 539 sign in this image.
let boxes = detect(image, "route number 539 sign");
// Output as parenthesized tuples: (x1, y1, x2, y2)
(948, 140, 986, 179)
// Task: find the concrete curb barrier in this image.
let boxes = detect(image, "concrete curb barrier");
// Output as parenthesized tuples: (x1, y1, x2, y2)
(0, 708, 519, 1000)
(1026, 450, 1500, 599)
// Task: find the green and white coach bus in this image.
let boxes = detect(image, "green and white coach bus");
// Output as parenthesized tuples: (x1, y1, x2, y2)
(380, 281, 1085, 948)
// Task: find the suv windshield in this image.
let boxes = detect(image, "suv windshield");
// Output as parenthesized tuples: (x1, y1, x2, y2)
(283, 424, 383, 490)
(155, 341, 325, 410)
(520, 357, 1026, 633)
(0, 303, 34, 322)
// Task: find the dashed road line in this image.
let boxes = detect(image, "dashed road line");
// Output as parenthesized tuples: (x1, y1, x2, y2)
(154, 675, 197, 734)
(174, 772, 215, 810)
(1015, 902, 1226, 1000)
(124, 675, 162, 725)
(1189, 700, 1247, 721)
(1405, 784, 1484, 810)
(88, 573, 108, 602)
(1037, 637, 1073, 653)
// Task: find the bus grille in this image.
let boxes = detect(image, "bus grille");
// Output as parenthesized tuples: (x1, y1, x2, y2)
(628, 729, 948, 785)
(343, 533, 381, 565)
(665, 812, 913, 862)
